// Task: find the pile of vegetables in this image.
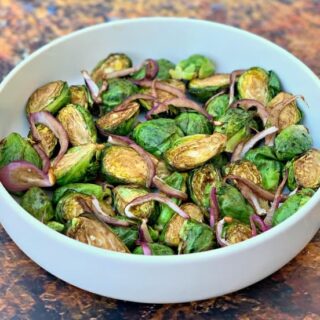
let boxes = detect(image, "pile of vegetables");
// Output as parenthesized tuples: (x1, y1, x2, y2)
(0, 53, 319, 255)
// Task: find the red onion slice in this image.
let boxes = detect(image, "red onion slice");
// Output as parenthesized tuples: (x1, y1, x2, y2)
(125, 193, 190, 219)
(231, 141, 245, 162)
(81, 70, 102, 104)
(140, 219, 153, 243)
(209, 187, 219, 228)
(250, 214, 270, 236)
(239, 126, 279, 158)
(229, 69, 246, 106)
(145, 59, 159, 80)
(28, 111, 69, 168)
(107, 134, 155, 188)
(32, 143, 50, 173)
(0, 161, 55, 192)
(152, 176, 188, 200)
(103, 65, 142, 80)
(216, 218, 231, 247)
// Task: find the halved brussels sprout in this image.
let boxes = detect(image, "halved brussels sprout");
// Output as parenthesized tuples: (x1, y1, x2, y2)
(214, 108, 257, 152)
(54, 143, 102, 185)
(91, 53, 132, 83)
(267, 92, 301, 130)
(188, 163, 221, 209)
(57, 104, 97, 146)
(244, 146, 282, 191)
(275, 125, 312, 161)
(180, 203, 204, 222)
(26, 80, 70, 114)
(96, 102, 139, 136)
(217, 184, 254, 224)
(164, 133, 227, 171)
(47, 221, 65, 232)
(133, 243, 174, 255)
(113, 185, 155, 219)
(133, 118, 184, 157)
(272, 188, 314, 226)
(179, 219, 215, 253)
(205, 93, 229, 119)
(101, 79, 138, 114)
(66, 215, 129, 253)
(175, 112, 213, 136)
(226, 160, 262, 185)
(188, 74, 230, 101)
(223, 219, 252, 244)
(70, 85, 93, 109)
(21, 187, 54, 223)
(0, 132, 41, 169)
(169, 54, 215, 80)
(101, 145, 148, 186)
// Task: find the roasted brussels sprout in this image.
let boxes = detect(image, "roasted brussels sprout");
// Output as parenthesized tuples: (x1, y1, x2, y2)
(180, 203, 204, 222)
(54, 143, 102, 185)
(47, 221, 65, 232)
(272, 189, 314, 226)
(267, 92, 301, 130)
(66, 215, 129, 253)
(210, 153, 229, 171)
(91, 53, 132, 83)
(21, 187, 54, 223)
(214, 108, 257, 152)
(69, 85, 93, 109)
(217, 184, 254, 224)
(222, 219, 252, 244)
(244, 146, 282, 191)
(226, 161, 262, 186)
(57, 104, 97, 146)
(274, 125, 312, 161)
(101, 145, 148, 186)
(110, 225, 138, 250)
(164, 133, 227, 171)
(0, 132, 41, 169)
(96, 102, 139, 136)
(268, 70, 282, 99)
(133, 243, 174, 255)
(26, 80, 70, 114)
(205, 93, 229, 119)
(169, 54, 215, 80)
(188, 163, 221, 209)
(113, 185, 155, 219)
(188, 74, 230, 101)
(175, 112, 213, 136)
(101, 79, 138, 114)
(133, 118, 184, 157)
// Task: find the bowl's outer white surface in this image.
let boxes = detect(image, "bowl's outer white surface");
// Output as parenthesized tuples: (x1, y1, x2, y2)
(0, 18, 320, 304)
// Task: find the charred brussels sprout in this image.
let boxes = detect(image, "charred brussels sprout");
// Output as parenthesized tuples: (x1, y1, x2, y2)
(54, 144, 102, 185)
(175, 112, 213, 136)
(226, 161, 262, 186)
(133, 243, 174, 255)
(188, 163, 221, 209)
(272, 189, 314, 226)
(169, 54, 215, 80)
(267, 92, 301, 130)
(205, 93, 229, 119)
(188, 74, 230, 101)
(179, 219, 215, 253)
(70, 85, 92, 109)
(57, 104, 97, 146)
(91, 53, 132, 83)
(0, 132, 41, 169)
(133, 118, 184, 157)
(244, 146, 282, 191)
(275, 125, 312, 161)
(217, 184, 254, 224)
(214, 108, 257, 152)
(113, 185, 155, 219)
(223, 219, 252, 244)
(26, 81, 70, 114)
(66, 215, 129, 253)
(96, 102, 139, 136)
(101, 145, 148, 186)
(180, 203, 204, 222)
(101, 79, 138, 114)
(164, 133, 227, 171)
(21, 187, 54, 223)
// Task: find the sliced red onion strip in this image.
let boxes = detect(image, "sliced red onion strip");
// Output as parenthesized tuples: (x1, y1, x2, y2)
(152, 176, 188, 200)
(231, 141, 245, 162)
(250, 214, 270, 236)
(32, 143, 50, 173)
(140, 219, 153, 243)
(0, 161, 55, 192)
(112, 93, 156, 113)
(81, 70, 102, 104)
(216, 218, 230, 247)
(230, 99, 269, 126)
(103, 65, 143, 80)
(151, 79, 158, 98)
(239, 126, 279, 158)
(264, 171, 288, 226)
(289, 187, 299, 196)
(209, 187, 219, 228)
(229, 69, 246, 106)
(28, 111, 69, 168)
(145, 59, 159, 80)
(108, 134, 155, 188)
(125, 193, 190, 219)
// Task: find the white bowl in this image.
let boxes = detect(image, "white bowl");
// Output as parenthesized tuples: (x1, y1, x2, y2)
(0, 17, 319, 304)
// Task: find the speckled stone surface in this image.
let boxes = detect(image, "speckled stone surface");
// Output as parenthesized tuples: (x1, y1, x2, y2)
(0, 0, 320, 319)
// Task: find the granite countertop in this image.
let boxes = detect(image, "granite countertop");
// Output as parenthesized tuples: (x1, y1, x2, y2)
(0, 1, 319, 319)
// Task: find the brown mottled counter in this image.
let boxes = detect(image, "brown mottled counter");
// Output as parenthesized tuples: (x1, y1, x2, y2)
(0, 0, 320, 319)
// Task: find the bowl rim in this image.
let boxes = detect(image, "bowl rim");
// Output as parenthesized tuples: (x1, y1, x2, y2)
(1, 17, 320, 263)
